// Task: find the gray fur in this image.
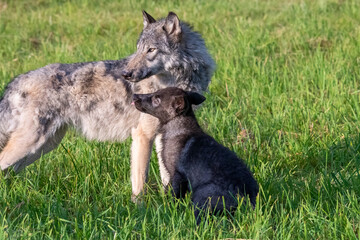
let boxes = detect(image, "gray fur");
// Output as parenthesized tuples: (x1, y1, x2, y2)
(123, 11, 215, 93)
(0, 11, 215, 198)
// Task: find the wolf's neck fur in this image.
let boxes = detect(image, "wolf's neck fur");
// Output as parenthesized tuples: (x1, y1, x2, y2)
(158, 113, 203, 180)
(173, 22, 215, 92)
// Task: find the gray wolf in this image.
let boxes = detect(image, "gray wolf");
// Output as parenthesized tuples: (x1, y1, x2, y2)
(132, 87, 259, 224)
(0, 11, 215, 201)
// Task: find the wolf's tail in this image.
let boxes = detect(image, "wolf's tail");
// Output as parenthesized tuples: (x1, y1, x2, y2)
(0, 98, 12, 152)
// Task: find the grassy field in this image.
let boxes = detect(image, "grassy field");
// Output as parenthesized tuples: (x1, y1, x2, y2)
(1, 0, 360, 239)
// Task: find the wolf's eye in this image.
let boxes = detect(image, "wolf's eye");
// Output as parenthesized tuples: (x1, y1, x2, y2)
(147, 48, 156, 53)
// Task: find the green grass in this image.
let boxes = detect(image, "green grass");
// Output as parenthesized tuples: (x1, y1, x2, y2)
(1, 0, 360, 239)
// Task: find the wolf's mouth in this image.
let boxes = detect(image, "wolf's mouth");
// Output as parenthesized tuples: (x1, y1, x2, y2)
(125, 71, 154, 82)
(142, 71, 153, 79)
(126, 78, 140, 83)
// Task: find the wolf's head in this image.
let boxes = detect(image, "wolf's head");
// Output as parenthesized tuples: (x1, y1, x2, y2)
(122, 11, 182, 82)
(122, 11, 188, 82)
(132, 87, 205, 123)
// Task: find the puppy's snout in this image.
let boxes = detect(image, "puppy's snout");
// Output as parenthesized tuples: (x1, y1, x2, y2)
(132, 94, 141, 105)
(132, 94, 140, 102)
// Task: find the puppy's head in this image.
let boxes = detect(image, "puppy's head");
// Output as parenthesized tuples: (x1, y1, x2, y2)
(133, 87, 205, 123)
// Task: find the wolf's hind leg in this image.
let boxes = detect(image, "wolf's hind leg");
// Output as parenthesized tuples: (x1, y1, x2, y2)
(12, 126, 67, 172)
(0, 126, 45, 170)
(0, 121, 66, 172)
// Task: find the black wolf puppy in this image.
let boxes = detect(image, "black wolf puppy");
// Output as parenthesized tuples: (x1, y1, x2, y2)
(133, 87, 259, 223)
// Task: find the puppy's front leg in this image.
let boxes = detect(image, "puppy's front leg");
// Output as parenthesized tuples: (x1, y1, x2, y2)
(155, 134, 171, 189)
(171, 171, 188, 199)
(130, 113, 159, 203)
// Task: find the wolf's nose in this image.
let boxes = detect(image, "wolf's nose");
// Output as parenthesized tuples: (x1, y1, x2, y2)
(122, 70, 133, 80)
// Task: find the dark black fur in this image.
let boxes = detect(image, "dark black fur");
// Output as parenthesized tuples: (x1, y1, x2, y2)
(133, 87, 259, 224)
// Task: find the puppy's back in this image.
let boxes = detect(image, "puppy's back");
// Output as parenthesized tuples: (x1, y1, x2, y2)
(179, 134, 258, 210)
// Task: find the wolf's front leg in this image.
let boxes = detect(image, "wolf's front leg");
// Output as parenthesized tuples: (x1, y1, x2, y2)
(130, 113, 159, 203)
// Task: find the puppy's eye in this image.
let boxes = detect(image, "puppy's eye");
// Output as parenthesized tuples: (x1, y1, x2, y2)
(152, 95, 161, 106)
(147, 48, 156, 53)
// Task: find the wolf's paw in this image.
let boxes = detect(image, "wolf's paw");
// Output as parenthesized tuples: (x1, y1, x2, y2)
(131, 193, 144, 204)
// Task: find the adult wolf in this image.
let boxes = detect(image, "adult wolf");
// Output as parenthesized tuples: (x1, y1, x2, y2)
(0, 11, 215, 200)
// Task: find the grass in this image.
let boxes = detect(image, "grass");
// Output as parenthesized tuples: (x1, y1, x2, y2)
(1, 0, 360, 239)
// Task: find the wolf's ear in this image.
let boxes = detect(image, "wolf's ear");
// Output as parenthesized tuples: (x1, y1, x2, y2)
(142, 10, 156, 28)
(173, 96, 185, 113)
(187, 92, 206, 105)
(164, 12, 181, 41)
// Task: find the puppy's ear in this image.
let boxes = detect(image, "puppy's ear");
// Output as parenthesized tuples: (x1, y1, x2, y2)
(187, 92, 206, 105)
(142, 10, 156, 28)
(164, 12, 181, 42)
(172, 96, 185, 113)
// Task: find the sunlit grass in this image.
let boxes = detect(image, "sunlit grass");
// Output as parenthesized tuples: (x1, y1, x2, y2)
(0, 0, 360, 239)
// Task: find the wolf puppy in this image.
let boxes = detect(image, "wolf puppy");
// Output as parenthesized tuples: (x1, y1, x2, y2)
(0, 11, 214, 200)
(133, 87, 259, 223)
